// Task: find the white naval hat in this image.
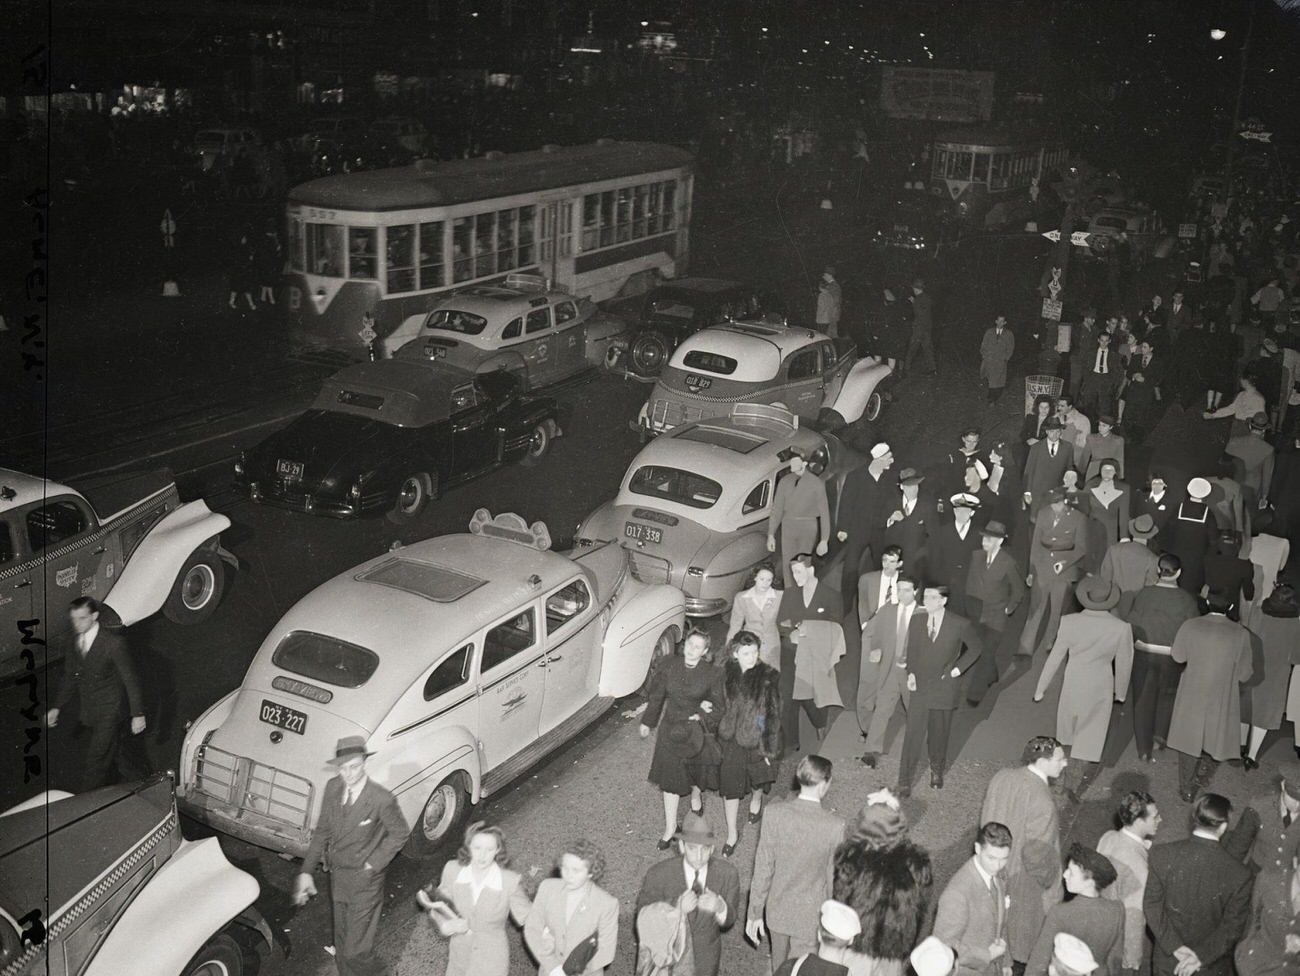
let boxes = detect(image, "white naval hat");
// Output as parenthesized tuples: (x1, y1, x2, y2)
(1052, 933, 1099, 976)
(910, 935, 956, 976)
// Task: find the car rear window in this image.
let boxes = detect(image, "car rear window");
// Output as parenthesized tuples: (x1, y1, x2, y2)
(680, 351, 738, 375)
(629, 465, 723, 509)
(272, 631, 379, 688)
(426, 308, 487, 335)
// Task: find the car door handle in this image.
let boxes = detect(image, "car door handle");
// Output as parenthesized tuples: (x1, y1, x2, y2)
(536, 659, 549, 669)
(92, 546, 106, 555)
(547, 655, 563, 663)
(13, 579, 31, 589)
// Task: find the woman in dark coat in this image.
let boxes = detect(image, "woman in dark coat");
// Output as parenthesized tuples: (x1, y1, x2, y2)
(1234, 852, 1300, 976)
(874, 286, 910, 371)
(640, 627, 726, 849)
(1018, 395, 1057, 473)
(1243, 584, 1300, 767)
(716, 630, 782, 856)
(1204, 323, 1242, 412)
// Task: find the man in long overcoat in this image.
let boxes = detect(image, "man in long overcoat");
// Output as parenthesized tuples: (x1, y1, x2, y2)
(1096, 515, 1160, 618)
(1019, 488, 1089, 658)
(1033, 579, 1134, 797)
(1168, 591, 1254, 801)
(980, 737, 1069, 970)
(964, 520, 1026, 705)
(1023, 420, 1075, 517)
(838, 442, 897, 602)
(980, 315, 1015, 403)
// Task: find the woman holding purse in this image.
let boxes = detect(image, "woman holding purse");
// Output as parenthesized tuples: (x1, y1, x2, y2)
(716, 630, 782, 856)
(420, 821, 532, 976)
(524, 839, 619, 976)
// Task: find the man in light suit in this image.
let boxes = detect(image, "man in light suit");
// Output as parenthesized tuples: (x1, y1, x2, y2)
(964, 521, 1026, 705)
(294, 736, 411, 976)
(1097, 791, 1162, 976)
(1018, 488, 1089, 658)
(636, 813, 741, 976)
(897, 585, 983, 795)
(1144, 794, 1253, 976)
(747, 754, 847, 971)
(1022, 419, 1075, 517)
(858, 574, 920, 768)
(933, 821, 1013, 976)
(46, 596, 147, 791)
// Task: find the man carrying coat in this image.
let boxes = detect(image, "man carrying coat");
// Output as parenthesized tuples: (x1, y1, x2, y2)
(295, 736, 411, 976)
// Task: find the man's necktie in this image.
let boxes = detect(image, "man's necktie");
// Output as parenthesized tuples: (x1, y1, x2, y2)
(1286, 811, 1293, 829)
(897, 610, 909, 655)
(1096, 349, 1107, 374)
(886, 580, 895, 603)
(343, 787, 353, 807)
(691, 870, 704, 896)
(1049, 444, 1056, 458)
(928, 616, 937, 640)
(987, 553, 996, 568)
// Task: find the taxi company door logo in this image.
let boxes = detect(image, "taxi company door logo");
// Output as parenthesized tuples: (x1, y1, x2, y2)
(501, 691, 528, 715)
(56, 566, 78, 589)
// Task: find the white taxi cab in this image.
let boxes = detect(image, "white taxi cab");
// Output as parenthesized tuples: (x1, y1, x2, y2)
(179, 510, 685, 858)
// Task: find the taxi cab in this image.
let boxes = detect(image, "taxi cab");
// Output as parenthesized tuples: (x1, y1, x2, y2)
(578, 405, 864, 616)
(380, 274, 633, 390)
(179, 510, 685, 858)
(0, 468, 235, 678)
(638, 321, 893, 437)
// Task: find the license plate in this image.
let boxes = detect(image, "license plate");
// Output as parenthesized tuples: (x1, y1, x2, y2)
(276, 459, 304, 482)
(625, 521, 663, 544)
(259, 699, 308, 735)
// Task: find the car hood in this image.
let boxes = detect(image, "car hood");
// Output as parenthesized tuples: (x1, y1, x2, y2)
(248, 411, 418, 486)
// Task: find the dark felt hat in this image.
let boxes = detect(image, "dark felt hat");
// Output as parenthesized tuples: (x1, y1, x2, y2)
(1043, 417, 1065, 431)
(328, 735, 374, 765)
(981, 520, 1009, 539)
(1076, 578, 1121, 611)
(898, 467, 925, 486)
(1128, 514, 1159, 540)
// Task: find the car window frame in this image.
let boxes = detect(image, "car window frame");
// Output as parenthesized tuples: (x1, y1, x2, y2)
(741, 480, 771, 516)
(421, 643, 474, 702)
(543, 577, 594, 640)
(477, 605, 542, 681)
(24, 494, 95, 555)
(785, 347, 821, 382)
(524, 307, 552, 336)
(450, 382, 479, 415)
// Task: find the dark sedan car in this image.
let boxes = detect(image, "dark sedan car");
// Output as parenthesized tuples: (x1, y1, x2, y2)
(605, 277, 786, 380)
(235, 362, 560, 520)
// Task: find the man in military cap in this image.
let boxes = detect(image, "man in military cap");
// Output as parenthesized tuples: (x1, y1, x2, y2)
(1019, 487, 1088, 658)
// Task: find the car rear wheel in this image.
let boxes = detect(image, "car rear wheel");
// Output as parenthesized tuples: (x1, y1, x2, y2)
(405, 774, 470, 859)
(863, 390, 884, 423)
(638, 625, 680, 697)
(520, 422, 552, 466)
(388, 471, 436, 523)
(182, 932, 244, 976)
(630, 331, 672, 377)
(164, 549, 227, 625)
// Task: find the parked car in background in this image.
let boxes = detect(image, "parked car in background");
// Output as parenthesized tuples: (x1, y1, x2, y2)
(383, 273, 633, 389)
(235, 364, 561, 521)
(1, 774, 272, 976)
(604, 277, 786, 380)
(579, 404, 865, 616)
(179, 510, 686, 857)
(369, 116, 431, 154)
(872, 195, 940, 253)
(1082, 207, 1174, 265)
(0, 468, 235, 677)
(290, 115, 366, 152)
(189, 127, 261, 164)
(637, 321, 893, 437)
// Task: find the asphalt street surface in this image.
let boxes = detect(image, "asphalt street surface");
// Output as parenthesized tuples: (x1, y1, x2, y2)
(3, 183, 1285, 976)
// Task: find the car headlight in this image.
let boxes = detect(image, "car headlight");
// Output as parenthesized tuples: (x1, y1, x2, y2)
(350, 470, 378, 499)
(233, 452, 246, 476)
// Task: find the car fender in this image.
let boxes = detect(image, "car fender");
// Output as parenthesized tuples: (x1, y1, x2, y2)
(706, 532, 771, 592)
(584, 309, 633, 366)
(476, 352, 530, 388)
(178, 690, 238, 794)
(378, 311, 430, 357)
(598, 583, 685, 698)
(88, 837, 265, 976)
(104, 501, 231, 626)
(369, 725, 482, 820)
(827, 359, 893, 424)
(576, 501, 618, 542)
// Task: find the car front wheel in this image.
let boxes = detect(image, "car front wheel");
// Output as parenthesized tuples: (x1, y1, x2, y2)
(182, 932, 244, 976)
(388, 471, 437, 522)
(164, 549, 227, 625)
(520, 422, 552, 466)
(863, 390, 884, 423)
(405, 774, 470, 859)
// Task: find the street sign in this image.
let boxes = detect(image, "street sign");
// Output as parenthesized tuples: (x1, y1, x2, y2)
(1239, 130, 1272, 143)
(1041, 298, 1063, 322)
(1178, 223, 1198, 239)
(1042, 230, 1091, 246)
(1041, 229, 1061, 242)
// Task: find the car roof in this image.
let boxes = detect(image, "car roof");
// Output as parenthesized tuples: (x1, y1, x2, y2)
(651, 277, 744, 297)
(434, 283, 575, 318)
(0, 468, 74, 512)
(263, 533, 584, 688)
(666, 322, 824, 381)
(312, 360, 478, 426)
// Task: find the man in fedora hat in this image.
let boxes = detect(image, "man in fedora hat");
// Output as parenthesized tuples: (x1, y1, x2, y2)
(1032, 579, 1133, 799)
(1225, 412, 1275, 512)
(1019, 487, 1089, 659)
(1097, 515, 1161, 618)
(294, 736, 410, 976)
(884, 468, 937, 584)
(964, 521, 1026, 706)
(635, 811, 740, 976)
(1163, 478, 1217, 596)
(1023, 419, 1075, 518)
(1127, 554, 1200, 762)
(1203, 530, 1255, 621)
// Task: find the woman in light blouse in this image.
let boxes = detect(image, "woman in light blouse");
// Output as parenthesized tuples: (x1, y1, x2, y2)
(1204, 374, 1266, 437)
(725, 561, 782, 670)
(523, 839, 619, 976)
(423, 821, 532, 976)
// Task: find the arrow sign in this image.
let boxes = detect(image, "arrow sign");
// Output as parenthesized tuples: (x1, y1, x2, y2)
(1070, 231, 1091, 246)
(1042, 230, 1061, 242)
(1239, 130, 1272, 142)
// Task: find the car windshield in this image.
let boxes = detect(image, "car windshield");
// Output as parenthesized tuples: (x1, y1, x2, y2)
(426, 308, 488, 336)
(628, 465, 723, 509)
(272, 631, 380, 688)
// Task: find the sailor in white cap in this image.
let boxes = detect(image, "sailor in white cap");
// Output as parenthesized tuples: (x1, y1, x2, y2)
(772, 900, 863, 975)
(910, 935, 958, 976)
(1162, 477, 1217, 595)
(837, 441, 897, 599)
(928, 491, 983, 617)
(1049, 932, 1098, 976)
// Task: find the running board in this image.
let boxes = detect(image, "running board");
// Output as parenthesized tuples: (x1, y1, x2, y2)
(480, 696, 614, 797)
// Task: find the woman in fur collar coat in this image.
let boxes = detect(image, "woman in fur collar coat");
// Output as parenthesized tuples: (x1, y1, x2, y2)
(716, 630, 782, 856)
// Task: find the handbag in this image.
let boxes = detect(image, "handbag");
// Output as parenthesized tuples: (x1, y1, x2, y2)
(685, 729, 723, 792)
(564, 931, 600, 975)
(748, 755, 777, 787)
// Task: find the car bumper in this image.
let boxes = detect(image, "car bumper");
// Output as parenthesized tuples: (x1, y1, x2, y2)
(179, 788, 312, 858)
(684, 595, 729, 617)
(239, 479, 387, 518)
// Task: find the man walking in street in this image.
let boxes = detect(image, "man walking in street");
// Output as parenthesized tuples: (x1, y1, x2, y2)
(294, 736, 410, 976)
(747, 755, 848, 972)
(964, 521, 1025, 706)
(45, 596, 148, 791)
(933, 821, 1014, 976)
(1127, 554, 1200, 762)
(980, 736, 1068, 976)
(1097, 515, 1160, 619)
(768, 448, 831, 586)
(906, 278, 937, 376)
(980, 315, 1015, 403)
(858, 574, 919, 768)
(838, 442, 897, 604)
(1144, 794, 1253, 976)
(1019, 487, 1088, 658)
(816, 266, 843, 339)
(1097, 792, 1162, 976)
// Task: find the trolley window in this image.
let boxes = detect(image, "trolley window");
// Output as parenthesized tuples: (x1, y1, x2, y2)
(348, 227, 377, 280)
(386, 225, 415, 293)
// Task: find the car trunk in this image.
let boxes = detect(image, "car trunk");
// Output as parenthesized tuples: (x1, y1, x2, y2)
(606, 504, 711, 589)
